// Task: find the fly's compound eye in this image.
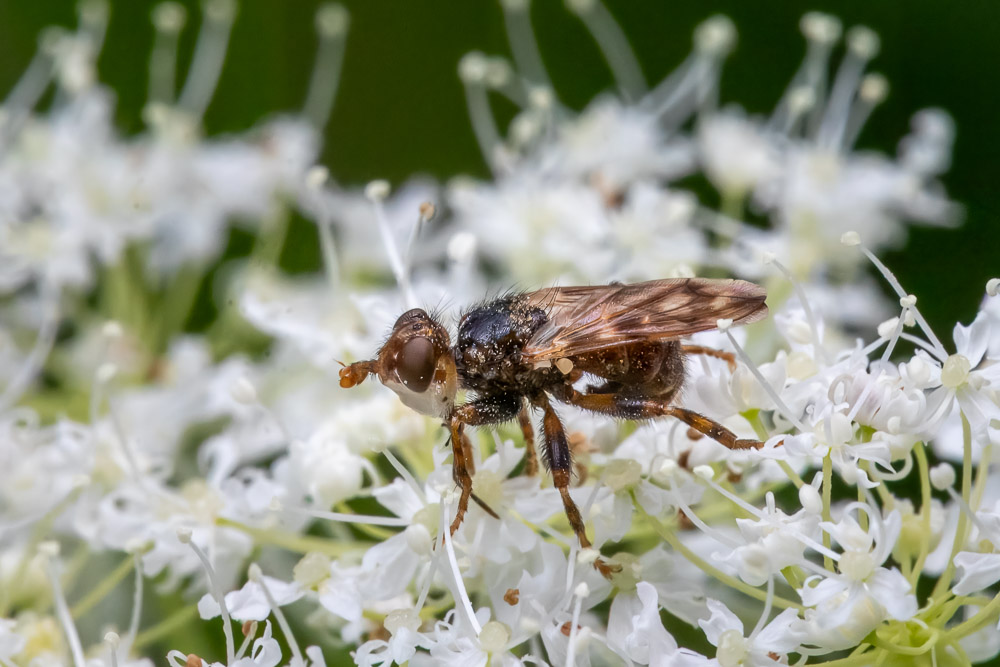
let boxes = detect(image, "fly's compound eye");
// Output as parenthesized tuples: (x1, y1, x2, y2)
(397, 337, 436, 393)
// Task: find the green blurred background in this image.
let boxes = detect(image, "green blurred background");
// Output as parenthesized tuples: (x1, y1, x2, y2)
(1, 1, 997, 660)
(1, 0, 997, 334)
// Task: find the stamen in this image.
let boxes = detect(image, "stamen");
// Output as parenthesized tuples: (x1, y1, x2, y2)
(768, 256, 829, 364)
(564, 582, 588, 667)
(149, 3, 187, 105)
(484, 56, 530, 108)
(0, 30, 58, 151)
(771, 12, 840, 136)
(365, 180, 418, 308)
(0, 281, 60, 413)
(249, 564, 304, 666)
(39, 543, 87, 667)
(855, 242, 948, 360)
(459, 52, 504, 173)
(566, 0, 647, 102)
(303, 4, 349, 130)
(500, 0, 554, 92)
(440, 502, 482, 635)
(868, 450, 913, 483)
(841, 73, 888, 149)
(414, 547, 441, 614)
(816, 25, 880, 149)
(179, 529, 235, 664)
(275, 501, 409, 527)
(846, 302, 907, 423)
(723, 330, 808, 432)
(690, 16, 736, 116)
(305, 166, 340, 293)
(105, 632, 120, 667)
(383, 449, 427, 502)
(402, 202, 435, 283)
(234, 621, 258, 661)
(748, 576, 774, 641)
(673, 491, 742, 549)
(642, 16, 733, 124)
(178, 0, 237, 120)
(78, 0, 110, 56)
(125, 549, 145, 650)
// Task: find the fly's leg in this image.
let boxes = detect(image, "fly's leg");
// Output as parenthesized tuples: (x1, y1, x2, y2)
(447, 393, 520, 535)
(517, 400, 539, 476)
(553, 386, 764, 450)
(533, 393, 620, 579)
(682, 344, 737, 371)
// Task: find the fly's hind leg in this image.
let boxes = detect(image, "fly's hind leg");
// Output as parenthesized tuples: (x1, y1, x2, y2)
(517, 400, 539, 476)
(534, 393, 620, 579)
(553, 386, 764, 450)
(682, 344, 737, 371)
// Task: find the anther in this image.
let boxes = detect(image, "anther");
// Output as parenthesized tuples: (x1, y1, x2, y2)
(841, 231, 861, 246)
(419, 202, 436, 222)
(859, 73, 888, 103)
(694, 15, 737, 55)
(152, 2, 187, 33)
(800, 12, 842, 44)
(987, 278, 999, 297)
(846, 25, 880, 59)
(364, 179, 390, 201)
(315, 3, 349, 37)
(458, 52, 489, 84)
(306, 165, 329, 190)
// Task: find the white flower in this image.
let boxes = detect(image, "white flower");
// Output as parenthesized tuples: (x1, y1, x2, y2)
(699, 598, 803, 666)
(796, 507, 916, 650)
(198, 575, 303, 622)
(606, 581, 682, 665)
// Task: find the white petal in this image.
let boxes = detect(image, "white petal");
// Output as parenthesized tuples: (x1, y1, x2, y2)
(698, 598, 743, 646)
(953, 552, 1000, 595)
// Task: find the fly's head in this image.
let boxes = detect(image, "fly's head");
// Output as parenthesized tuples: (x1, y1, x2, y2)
(339, 308, 457, 418)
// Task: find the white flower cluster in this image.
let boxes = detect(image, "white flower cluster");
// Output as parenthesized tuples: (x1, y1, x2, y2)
(2, 1, 998, 667)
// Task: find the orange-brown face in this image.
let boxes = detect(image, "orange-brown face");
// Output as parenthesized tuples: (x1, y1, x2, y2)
(339, 308, 457, 418)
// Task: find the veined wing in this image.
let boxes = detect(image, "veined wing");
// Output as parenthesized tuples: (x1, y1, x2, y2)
(521, 278, 767, 363)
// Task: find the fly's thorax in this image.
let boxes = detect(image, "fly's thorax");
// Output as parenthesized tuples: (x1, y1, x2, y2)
(455, 296, 548, 387)
(377, 308, 457, 418)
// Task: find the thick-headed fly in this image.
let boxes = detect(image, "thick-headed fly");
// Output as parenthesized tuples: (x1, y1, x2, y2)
(339, 278, 768, 577)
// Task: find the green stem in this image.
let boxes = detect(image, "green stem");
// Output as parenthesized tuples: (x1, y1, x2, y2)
(822, 452, 833, 571)
(70, 555, 135, 618)
(932, 413, 973, 599)
(810, 647, 882, 666)
(216, 517, 361, 557)
(910, 443, 932, 587)
(778, 460, 805, 489)
(971, 443, 992, 513)
(941, 591, 1000, 642)
(132, 605, 199, 649)
(636, 502, 803, 611)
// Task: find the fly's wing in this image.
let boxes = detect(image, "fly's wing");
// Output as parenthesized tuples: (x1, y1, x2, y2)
(521, 278, 767, 363)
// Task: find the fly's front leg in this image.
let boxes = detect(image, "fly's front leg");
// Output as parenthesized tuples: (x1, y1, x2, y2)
(553, 386, 764, 450)
(517, 400, 539, 476)
(447, 393, 520, 535)
(447, 419, 475, 536)
(533, 393, 620, 579)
